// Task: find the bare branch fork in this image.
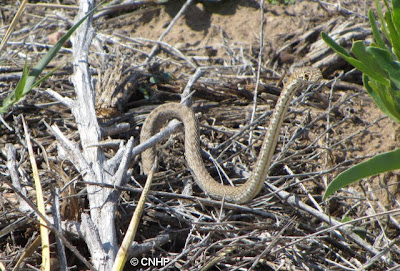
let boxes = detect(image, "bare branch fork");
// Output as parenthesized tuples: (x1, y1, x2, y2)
(43, 1, 129, 269)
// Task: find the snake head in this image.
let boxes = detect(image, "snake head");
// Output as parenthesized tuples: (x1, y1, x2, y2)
(292, 66, 322, 83)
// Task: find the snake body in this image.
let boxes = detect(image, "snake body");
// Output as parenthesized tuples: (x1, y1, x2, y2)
(140, 67, 322, 204)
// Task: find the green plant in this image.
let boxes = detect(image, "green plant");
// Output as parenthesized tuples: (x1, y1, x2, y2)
(0, 5, 99, 114)
(322, 0, 400, 200)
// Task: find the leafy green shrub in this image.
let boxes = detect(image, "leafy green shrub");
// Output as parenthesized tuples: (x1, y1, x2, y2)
(322, 0, 400, 200)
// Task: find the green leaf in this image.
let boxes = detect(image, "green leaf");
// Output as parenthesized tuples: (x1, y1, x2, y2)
(341, 216, 351, 223)
(22, 8, 98, 96)
(149, 77, 157, 84)
(323, 0, 400, 201)
(323, 147, 400, 200)
(321, 32, 353, 58)
(367, 47, 400, 83)
(0, 60, 29, 114)
(351, 42, 390, 84)
(367, 47, 400, 115)
(375, 0, 390, 39)
(0, 4, 101, 114)
(321, 32, 389, 85)
(385, 11, 400, 60)
(137, 85, 150, 99)
(363, 75, 400, 123)
(392, 0, 400, 35)
(363, 75, 386, 111)
(369, 9, 387, 50)
(32, 63, 64, 89)
(16, 59, 30, 101)
(366, 47, 400, 112)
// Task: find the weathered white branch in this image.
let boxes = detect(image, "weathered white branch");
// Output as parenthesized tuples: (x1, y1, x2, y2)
(81, 213, 107, 269)
(6, 143, 31, 212)
(45, 88, 74, 108)
(67, 1, 118, 269)
(112, 137, 135, 187)
(45, 123, 94, 176)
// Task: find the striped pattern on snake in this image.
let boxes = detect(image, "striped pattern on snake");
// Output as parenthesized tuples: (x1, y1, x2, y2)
(140, 67, 322, 204)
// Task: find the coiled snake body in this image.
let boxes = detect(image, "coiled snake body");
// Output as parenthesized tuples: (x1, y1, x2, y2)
(140, 67, 322, 204)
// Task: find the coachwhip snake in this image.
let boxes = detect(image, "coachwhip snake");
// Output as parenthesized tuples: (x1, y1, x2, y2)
(140, 67, 322, 204)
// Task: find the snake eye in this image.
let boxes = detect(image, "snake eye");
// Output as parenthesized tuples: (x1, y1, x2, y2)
(304, 73, 310, 80)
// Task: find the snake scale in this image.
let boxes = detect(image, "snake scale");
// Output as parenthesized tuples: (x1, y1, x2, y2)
(140, 67, 322, 204)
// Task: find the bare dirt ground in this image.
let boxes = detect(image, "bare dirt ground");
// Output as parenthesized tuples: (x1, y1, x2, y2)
(1, 0, 400, 270)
